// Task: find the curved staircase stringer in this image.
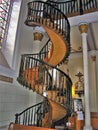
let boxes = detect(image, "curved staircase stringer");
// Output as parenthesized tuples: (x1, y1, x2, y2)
(49, 100, 67, 122)
(42, 25, 67, 66)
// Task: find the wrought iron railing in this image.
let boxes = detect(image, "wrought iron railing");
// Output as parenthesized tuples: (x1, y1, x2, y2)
(47, 0, 98, 15)
(15, 98, 50, 126)
(17, 54, 72, 113)
(39, 39, 51, 61)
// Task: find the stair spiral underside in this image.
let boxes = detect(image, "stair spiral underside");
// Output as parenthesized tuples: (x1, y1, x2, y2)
(42, 26, 67, 66)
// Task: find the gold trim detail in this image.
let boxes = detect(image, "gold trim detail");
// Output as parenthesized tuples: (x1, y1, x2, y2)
(79, 24, 88, 33)
(33, 32, 43, 41)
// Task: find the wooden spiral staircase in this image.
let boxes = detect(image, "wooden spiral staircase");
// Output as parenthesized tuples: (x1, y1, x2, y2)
(15, 1, 72, 129)
(9, 0, 98, 130)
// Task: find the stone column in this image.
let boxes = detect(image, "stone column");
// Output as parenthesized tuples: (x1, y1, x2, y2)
(79, 23, 92, 130)
(91, 55, 97, 111)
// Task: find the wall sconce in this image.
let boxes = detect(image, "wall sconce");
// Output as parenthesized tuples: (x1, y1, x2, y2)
(33, 26, 45, 43)
(75, 72, 84, 97)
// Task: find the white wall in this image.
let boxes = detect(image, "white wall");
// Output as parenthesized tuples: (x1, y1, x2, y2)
(0, 80, 43, 130)
(59, 53, 83, 83)
(0, 80, 30, 129)
(59, 51, 98, 112)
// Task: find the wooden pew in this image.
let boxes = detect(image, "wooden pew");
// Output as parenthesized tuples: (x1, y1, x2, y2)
(8, 123, 56, 130)
(68, 112, 98, 130)
(91, 112, 98, 130)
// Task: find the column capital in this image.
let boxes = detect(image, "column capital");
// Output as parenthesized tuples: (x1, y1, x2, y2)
(79, 23, 88, 33)
(91, 55, 96, 62)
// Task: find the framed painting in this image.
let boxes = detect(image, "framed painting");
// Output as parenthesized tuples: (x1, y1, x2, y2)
(73, 98, 83, 112)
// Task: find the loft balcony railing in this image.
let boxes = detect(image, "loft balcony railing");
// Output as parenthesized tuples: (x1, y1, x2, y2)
(47, 0, 98, 16)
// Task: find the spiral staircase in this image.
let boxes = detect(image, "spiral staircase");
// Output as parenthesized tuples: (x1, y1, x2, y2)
(16, 0, 72, 128)
(14, 0, 98, 129)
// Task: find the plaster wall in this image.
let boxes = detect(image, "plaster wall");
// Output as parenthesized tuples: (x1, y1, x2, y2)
(0, 81, 30, 129)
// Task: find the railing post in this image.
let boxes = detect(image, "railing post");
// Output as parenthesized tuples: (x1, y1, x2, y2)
(80, 0, 83, 15)
(15, 113, 19, 124)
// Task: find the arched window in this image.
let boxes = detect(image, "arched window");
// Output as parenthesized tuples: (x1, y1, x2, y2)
(0, 0, 13, 48)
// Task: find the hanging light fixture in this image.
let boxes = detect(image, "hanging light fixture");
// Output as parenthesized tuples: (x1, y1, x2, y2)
(33, 26, 45, 43)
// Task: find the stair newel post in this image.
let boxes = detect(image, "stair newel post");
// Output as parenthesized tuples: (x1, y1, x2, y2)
(15, 113, 19, 124)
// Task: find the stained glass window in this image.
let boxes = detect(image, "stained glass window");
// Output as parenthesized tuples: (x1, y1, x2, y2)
(0, 0, 13, 48)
